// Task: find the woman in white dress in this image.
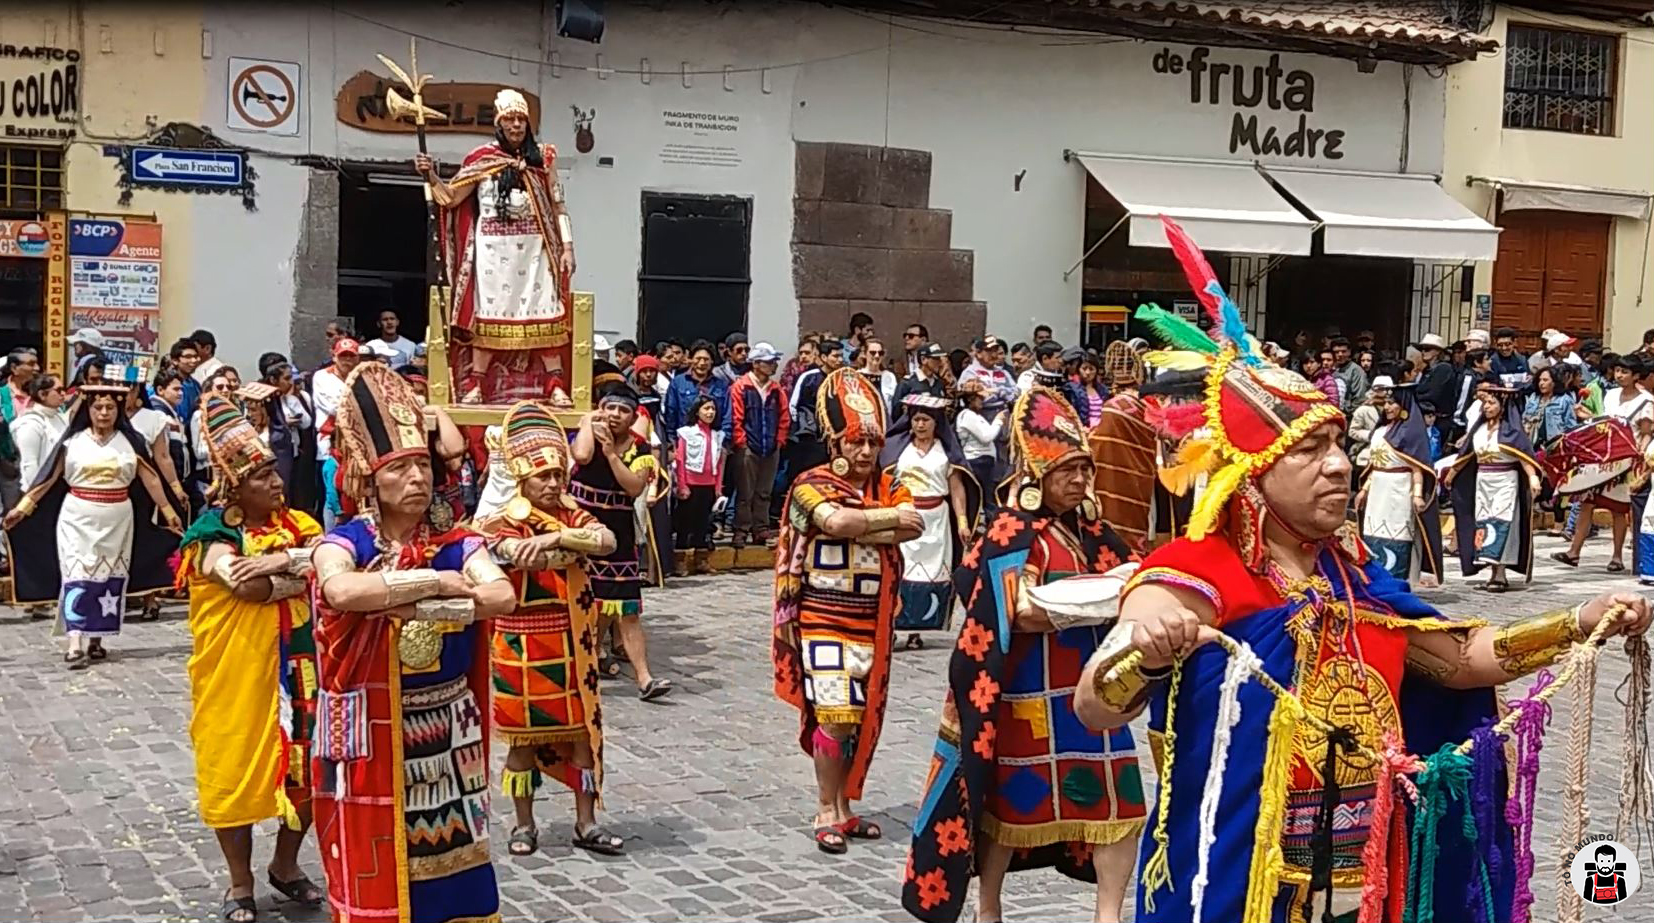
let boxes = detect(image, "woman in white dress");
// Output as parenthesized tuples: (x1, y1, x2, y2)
(13, 374, 67, 487)
(881, 395, 981, 649)
(3, 384, 183, 667)
(1446, 384, 1541, 592)
(1356, 383, 1443, 587)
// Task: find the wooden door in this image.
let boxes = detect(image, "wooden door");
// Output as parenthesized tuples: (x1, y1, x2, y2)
(1491, 210, 1608, 347)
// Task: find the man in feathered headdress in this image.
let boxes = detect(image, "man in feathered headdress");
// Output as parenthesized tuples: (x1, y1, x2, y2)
(904, 386, 1144, 923)
(308, 364, 518, 923)
(472, 401, 623, 858)
(773, 367, 920, 856)
(1071, 217, 1649, 923)
(416, 88, 575, 405)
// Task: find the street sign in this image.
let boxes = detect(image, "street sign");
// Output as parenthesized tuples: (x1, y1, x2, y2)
(129, 147, 245, 187)
(228, 57, 300, 136)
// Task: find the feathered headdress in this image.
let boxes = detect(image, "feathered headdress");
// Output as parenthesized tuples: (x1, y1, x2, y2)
(1138, 216, 1345, 541)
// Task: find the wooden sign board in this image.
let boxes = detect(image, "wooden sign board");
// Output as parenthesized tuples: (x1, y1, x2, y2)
(335, 70, 542, 135)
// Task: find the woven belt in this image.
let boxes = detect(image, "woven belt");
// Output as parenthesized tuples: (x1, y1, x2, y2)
(70, 486, 127, 503)
(401, 674, 470, 710)
(570, 481, 632, 510)
(496, 607, 572, 635)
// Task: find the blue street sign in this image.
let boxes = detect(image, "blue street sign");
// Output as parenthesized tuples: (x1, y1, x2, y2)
(129, 147, 245, 187)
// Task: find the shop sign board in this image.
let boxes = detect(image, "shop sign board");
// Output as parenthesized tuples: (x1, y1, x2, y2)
(0, 44, 78, 142)
(0, 219, 50, 258)
(44, 211, 68, 377)
(1150, 46, 1348, 162)
(336, 70, 540, 135)
(67, 218, 163, 363)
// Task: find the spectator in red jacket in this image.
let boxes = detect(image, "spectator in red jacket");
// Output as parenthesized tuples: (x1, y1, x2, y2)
(728, 342, 790, 547)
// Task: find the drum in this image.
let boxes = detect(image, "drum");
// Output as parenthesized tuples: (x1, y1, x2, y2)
(1544, 417, 1639, 495)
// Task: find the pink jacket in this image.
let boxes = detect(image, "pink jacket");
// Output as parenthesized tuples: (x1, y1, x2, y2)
(673, 423, 727, 491)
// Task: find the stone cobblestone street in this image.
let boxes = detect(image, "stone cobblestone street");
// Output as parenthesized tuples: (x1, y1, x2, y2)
(0, 533, 1652, 922)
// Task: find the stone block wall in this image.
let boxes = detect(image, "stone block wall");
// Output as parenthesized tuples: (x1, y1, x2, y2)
(291, 167, 342, 370)
(792, 141, 986, 349)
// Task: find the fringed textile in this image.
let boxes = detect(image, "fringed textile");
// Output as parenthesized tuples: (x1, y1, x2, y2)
(501, 767, 538, 799)
(1139, 661, 1182, 915)
(1190, 643, 1258, 922)
(1466, 726, 1505, 923)
(1308, 726, 1361, 922)
(1556, 640, 1599, 923)
(1358, 732, 1423, 923)
(1616, 635, 1654, 854)
(1405, 744, 1491, 923)
(1241, 694, 1301, 923)
(1502, 671, 1554, 923)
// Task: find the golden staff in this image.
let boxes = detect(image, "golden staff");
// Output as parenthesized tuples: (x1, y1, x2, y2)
(377, 38, 450, 288)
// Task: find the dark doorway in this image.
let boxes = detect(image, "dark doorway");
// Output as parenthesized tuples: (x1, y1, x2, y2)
(337, 166, 429, 342)
(1264, 255, 1413, 354)
(638, 192, 751, 349)
(0, 258, 44, 356)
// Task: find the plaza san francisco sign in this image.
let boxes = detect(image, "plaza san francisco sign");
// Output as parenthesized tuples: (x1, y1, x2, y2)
(1152, 46, 1346, 161)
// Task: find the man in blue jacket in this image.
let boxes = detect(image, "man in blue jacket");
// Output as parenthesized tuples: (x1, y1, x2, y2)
(662, 339, 731, 436)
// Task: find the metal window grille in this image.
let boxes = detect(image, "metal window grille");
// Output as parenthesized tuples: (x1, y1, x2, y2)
(0, 144, 64, 213)
(1503, 24, 1617, 136)
(1408, 262, 1470, 346)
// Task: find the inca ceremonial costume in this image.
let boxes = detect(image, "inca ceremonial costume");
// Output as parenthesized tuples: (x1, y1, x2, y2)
(309, 365, 501, 923)
(570, 390, 658, 620)
(1448, 388, 1538, 582)
(1360, 384, 1444, 585)
(180, 395, 321, 831)
(471, 402, 607, 798)
(773, 368, 912, 793)
(4, 382, 183, 631)
(1089, 340, 1158, 554)
(881, 394, 982, 635)
(438, 89, 575, 404)
(1110, 218, 1512, 923)
(904, 386, 1145, 923)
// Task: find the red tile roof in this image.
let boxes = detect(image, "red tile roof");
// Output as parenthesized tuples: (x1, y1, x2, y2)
(1093, 1, 1497, 55)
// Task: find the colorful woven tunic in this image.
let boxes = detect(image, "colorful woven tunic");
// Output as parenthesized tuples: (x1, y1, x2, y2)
(183, 508, 322, 829)
(570, 435, 655, 618)
(473, 502, 604, 795)
(311, 518, 499, 923)
(772, 465, 910, 795)
(904, 508, 1145, 922)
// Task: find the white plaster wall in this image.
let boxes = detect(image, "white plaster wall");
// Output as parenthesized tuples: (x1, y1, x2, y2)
(185, 157, 308, 368)
(197, 2, 1442, 350)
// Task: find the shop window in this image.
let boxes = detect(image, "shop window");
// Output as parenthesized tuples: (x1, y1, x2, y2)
(0, 144, 65, 213)
(1503, 24, 1617, 136)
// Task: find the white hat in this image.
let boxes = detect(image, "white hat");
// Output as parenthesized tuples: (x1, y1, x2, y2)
(1414, 333, 1447, 351)
(68, 328, 106, 348)
(1371, 375, 1396, 390)
(1542, 328, 1560, 339)
(493, 88, 530, 123)
(749, 342, 782, 363)
(1545, 331, 1576, 352)
(1564, 353, 1584, 366)
(592, 334, 612, 353)
(1466, 328, 1490, 345)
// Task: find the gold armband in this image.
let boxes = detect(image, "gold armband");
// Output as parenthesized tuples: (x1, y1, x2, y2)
(555, 527, 607, 555)
(1493, 606, 1585, 676)
(169, 480, 187, 499)
(412, 597, 476, 623)
(12, 495, 33, 517)
(862, 507, 901, 534)
(557, 213, 574, 246)
(209, 553, 241, 589)
(265, 573, 308, 602)
(493, 537, 524, 563)
(1087, 628, 1170, 714)
(383, 569, 442, 608)
(463, 551, 508, 585)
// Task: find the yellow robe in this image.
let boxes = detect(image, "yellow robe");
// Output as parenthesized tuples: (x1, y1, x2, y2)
(184, 511, 320, 829)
